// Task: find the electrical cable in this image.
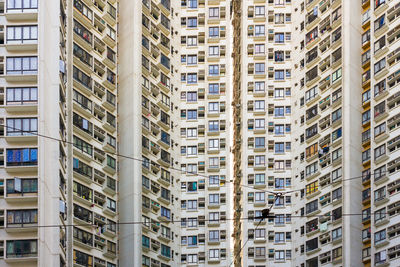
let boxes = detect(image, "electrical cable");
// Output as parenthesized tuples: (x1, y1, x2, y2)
(229, 194, 281, 267)
(0, 124, 280, 194)
(0, 124, 386, 196)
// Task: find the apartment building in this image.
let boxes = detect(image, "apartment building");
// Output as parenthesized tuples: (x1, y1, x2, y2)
(360, 0, 400, 266)
(0, 0, 119, 266)
(1, 0, 400, 267)
(118, 0, 182, 267)
(233, 0, 400, 267)
(290, 0, 364, 265)
(178, 0, 232, 266)
(232, 0, 294, 266)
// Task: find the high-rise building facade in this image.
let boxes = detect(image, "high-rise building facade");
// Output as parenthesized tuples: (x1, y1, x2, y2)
(232, 0, 294, 266)
(0, 0, 400, 267)
(233, 0, 400, 267)
(178, 0, 232, 266)
(1, 0, 119, 266)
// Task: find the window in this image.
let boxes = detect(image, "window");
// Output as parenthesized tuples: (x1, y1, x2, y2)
(7, 26, 38, 43)
(332, 68, 342, 82)
(275, 142, 284, 153)
(275, 250, 284, 260)
(161, 206, 171, 219)
(209, 83, 219, 94)
(275, 33, 284, 43)
(209, 46, 219, 56)
(374, 58, 386, 74)
(209, 175, 219, 185)
(74, 20, 92, 44)
(374, 144, 386, 160)
(255, 100, 265, 111)
(332, 247, 342, 260)
(187, 128, 197, 137)
(375, 208, 386, 224)
(306, 199, 318, 214)
(255, 137, 265, 148)
(6, 56, 38, 75)
(255, 82, 265, 92)
(161, 244, 171, 258)
(209, 194, 220, 204)
(6, 118, 37, 136)
(332, 108, 342, 123)
(362, 110, 370, 124)
(374, 79, 386, 96)
(187, 92, 197, 102)
(374, 36, 386, 53)
(209, 139, 219, 150)
(209, 65, 219, 76)
(73, 89, 92, 111)
(187, 36, 197, 46)
(7, 0, 38, 11)
(208, 121, 219, 132)
(375, 250, 387, 265)
(7, 148, 38, 166)
(362, 90, 371, 105)
(332, 148, 342, 162)
(6, 240, 37, 261)
(209, 249, 219, 259)
(255, 25, 265, 36)
(306, 181, 318, 196)
(255, 6, 265, 16)
(209, 27, 219, 37)
(187, 73, 197, 84)
(332, 168, 342, 182)
(160, 54, 170, 69)
(275, 125, 284, 135)
(209, 157, 219, 168)
(73, 181, 92, 201)
(332, 187, 342, 201)
(209, 7, 219, 18)
(255, 119, 265, 129)
(6, 178, 37, 195)
(7, 209, 38, 226)
(375, 230, 386, 245)
(362, 29, 370, 46)
(275, 232, 285, 243)
(73, 66, 92, 89)
(255, 174, 265, 185)
(255, 44, 265, 55)
(187, 254, 198, 264)
(306, 237, 318, 252)
(6, 87, 37, 105)
(275, 70, 284, 80)
(255, 155, 265, 166)
(188, 0, 197, 8)
(209, 230, 219, 241)
(188, 17, 197, 28)
(332, 227, 342, 241)
(275, 88, 284, 98)
(255, 63, 265, 74)
(275, 107, 284, 117)
(374, 186, 386, 202)
(374, 15, 385, 31)
(306, 27, 318, 45)
(362, 149, 371, 163)
(73, 227, 93, 246)
(255, 192, 265, 203)
(187, 110, 197, 120)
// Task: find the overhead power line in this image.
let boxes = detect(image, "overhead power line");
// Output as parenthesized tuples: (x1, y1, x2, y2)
(0, 124, 386, 196)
